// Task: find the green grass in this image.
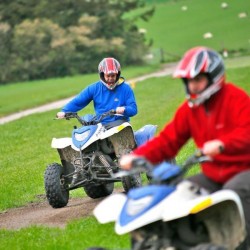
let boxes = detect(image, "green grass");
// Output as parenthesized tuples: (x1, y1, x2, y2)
(0, 65, 249, 211)
(0, 0, 250, 247)
(0, 218, 130, 250)
(1, 56, 249, 119)
(0, 64, 160, 117)
(0, 74, 187, 250)
(0, 65, 249, 249)
(135, 0, 250, 62)
(2, 0, 250, 118)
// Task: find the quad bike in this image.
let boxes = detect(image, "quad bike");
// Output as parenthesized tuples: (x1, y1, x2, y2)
(44, 110, 157, 208)
(93, 151, 248, 250)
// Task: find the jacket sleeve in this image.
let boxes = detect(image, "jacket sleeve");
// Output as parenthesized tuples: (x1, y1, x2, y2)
(133, 103, 191, 164)
(123, 84, 137, 117)
(62, 86, 93, 112)
(218, 87, 250, 155)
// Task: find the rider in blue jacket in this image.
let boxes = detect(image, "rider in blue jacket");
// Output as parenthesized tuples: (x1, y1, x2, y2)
(57, 57, 137, 124)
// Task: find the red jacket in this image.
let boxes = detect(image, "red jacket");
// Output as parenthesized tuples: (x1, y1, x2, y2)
(134, 83, 250, 183)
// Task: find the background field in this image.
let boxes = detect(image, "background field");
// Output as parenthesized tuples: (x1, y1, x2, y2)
(0, 0, 250, 249)
(135, 0, 250, 62)
(0, 65, 249, 249)
(0, 64, 160, 117)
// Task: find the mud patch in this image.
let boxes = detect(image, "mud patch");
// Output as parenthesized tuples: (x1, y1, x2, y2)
(0, 196, 104, 230)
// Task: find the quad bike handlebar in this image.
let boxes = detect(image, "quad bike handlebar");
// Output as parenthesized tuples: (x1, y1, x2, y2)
(57, 110, 117, 126)
(181, 150, 211, 172)
(113, 150, 212, 184)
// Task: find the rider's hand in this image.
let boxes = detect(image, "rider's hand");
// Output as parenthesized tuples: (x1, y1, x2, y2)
(119, 154, 138, 170)
(202, 140, 224, 157)
(116, 107, 125, 114)
(56, 111, 65, 119)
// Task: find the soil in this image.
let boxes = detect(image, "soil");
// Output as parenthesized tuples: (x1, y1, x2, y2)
(0, 193, 118, 230)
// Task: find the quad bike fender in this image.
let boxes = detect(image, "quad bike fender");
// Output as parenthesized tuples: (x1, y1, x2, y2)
(101, 186, 177, 235)
(100, 122, 132, 140)
(162, 186, 244, 223)
(161, 185, 246, 248)
(115, 196, 175, 235)
(93, 193, 127, 224)
(51, 137, 72, 149)
(71, 123, 103, 151)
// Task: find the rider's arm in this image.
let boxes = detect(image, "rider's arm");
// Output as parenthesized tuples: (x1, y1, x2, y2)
(119, 104, 191, 170)
(122, 84, 137, 117)
(215, 85, 250, 155)
(133, 103, 191, 164)
(61, 85, 94, 113)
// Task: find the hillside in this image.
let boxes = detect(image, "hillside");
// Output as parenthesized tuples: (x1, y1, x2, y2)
(135, 0, 250, 61)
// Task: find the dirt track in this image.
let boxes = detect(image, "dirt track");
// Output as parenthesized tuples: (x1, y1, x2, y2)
(0, 195, 108, 230)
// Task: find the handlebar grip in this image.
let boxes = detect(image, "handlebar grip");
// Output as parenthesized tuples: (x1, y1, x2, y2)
(131, 157, 152, 172)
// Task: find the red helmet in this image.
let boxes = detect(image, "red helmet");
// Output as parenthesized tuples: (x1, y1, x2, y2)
(173, 47, 225, 107)
(98, 58, 121, 89)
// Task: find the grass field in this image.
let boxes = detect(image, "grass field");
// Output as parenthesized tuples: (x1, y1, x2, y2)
(134, 0, 250, 62)
(0, 0, 250, 248)
(1, 0, 250, 117)
(0, 64, 160, 117)
(0, 218, 130, 250)
(0, 64, 249, 249)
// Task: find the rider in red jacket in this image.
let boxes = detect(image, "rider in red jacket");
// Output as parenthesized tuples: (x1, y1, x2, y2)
(133, 82, 250, 183)
(120, 46, 250, 246)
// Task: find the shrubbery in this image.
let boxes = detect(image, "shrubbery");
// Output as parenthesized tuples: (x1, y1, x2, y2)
(0, 0, 154, 84)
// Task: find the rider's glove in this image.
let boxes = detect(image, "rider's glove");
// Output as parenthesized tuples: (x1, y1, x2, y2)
(56, 111, 65, 119)
(116, 107, 125, 114)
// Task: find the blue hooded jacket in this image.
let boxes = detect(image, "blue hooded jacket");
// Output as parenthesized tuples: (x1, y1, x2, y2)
(62, 79, 137, 124)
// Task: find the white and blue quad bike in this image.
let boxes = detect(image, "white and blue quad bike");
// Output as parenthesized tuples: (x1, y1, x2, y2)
(44, 110, 157, 208)
(93, 151, 247, 250)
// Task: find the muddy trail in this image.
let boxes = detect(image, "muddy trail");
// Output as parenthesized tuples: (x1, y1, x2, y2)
(0, 194, 112, 230)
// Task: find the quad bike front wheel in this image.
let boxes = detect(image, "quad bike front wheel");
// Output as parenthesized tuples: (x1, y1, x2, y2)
(84, 182, 114, 199)
(122, 174, 142, 193)
(44, 163, 69, 208)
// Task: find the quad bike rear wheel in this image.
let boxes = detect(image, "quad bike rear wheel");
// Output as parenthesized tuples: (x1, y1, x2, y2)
(84, 182, 114, 199)
(44, 163, 69, 208)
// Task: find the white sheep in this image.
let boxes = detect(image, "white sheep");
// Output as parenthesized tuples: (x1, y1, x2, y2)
(181, 6, 188, 11)
(203, 32, 213, 39)
(238, 12, 247, 18)
(221, 2, 228, 9)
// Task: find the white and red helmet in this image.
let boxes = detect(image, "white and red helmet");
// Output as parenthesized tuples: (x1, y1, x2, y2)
(173, 47, 225, 107)
(98, 57, 121, 89)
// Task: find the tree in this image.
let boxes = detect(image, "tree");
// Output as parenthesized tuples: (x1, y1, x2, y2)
(0, 0, 154, 83)
(0, 23, 12, 82)
(10, 19, 75, 80)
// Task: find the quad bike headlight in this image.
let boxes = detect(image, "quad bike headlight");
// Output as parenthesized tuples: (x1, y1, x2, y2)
(126, 196, 153, 216)
(74, 130, 90, 141)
